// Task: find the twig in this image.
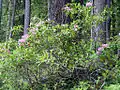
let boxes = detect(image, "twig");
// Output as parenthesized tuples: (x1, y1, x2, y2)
(99, 81, 105, 90)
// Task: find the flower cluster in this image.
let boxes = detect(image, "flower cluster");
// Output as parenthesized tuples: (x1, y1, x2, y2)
(63, 6, 72, 11)
(86, 2, 93, 7)
(96, 44, 109, 55)
(30, 28, 38, 35)
(1, 48, 11, 54)
(74, 24, 78, 31)
(18, 34, 29, 45)
(18, 21, 43, 46)
(29, 22, 42, 34)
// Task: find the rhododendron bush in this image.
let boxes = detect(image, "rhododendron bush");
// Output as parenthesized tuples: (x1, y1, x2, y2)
(0, 2, 120, 90)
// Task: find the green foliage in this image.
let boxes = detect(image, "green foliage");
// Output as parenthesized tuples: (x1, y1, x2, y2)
(104, 84, 120, 90)
(111, 0, 120, 36)
(64, 3, 106, 40)
(12, 25, 23, 40)
(31, 0, 48, 19)
(70, 81, 90, 90)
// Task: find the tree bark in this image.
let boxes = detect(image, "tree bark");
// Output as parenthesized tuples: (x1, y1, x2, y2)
(9, 0, 16, 38)
(48, 0, 71, 24)
(6, 0, 12, 41)
(106, 0, 111, 41)
(0, 0, 2, 31)
(80, 0, 83, 5)
(92, 0, 107, 43)
(24, 0, 30, 35)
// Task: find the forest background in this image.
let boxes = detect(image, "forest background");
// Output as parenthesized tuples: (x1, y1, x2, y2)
(0, 0, 120, 90)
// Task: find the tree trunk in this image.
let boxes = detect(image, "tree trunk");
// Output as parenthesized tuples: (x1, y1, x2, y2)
(48, 0, 71, 24)
(6, 0, 12, 41)
(80, 0, 83, 5)
(9, 0, 16, 38)
(92, 0, 107, 43)
(24, 0, 30, 35)
(0, 0, 2, 31)
(106, 0, 111, 41)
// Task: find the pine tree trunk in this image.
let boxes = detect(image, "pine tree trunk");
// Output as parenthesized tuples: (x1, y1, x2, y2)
(106, 0, 111, 41)
(6, 0, 12, 41)
(92, 0, 106, 43)
(24, 0, 30, 35)
(0, 0, 2, 31)
(48, 0, 71, 24)
(9, 0, 16, 38)
(80, 0, 83, 5)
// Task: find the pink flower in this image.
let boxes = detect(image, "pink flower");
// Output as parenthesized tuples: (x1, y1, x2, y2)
(22, 34, 29, 39)
(32, 31, 36, 34)
(96, 51, 101, 55)
(7, 50, 10, 53)
(74, 24, 78, 28)
(74, 24, 78, 31)
(98, 47, 104, 51)
(30, 29, 36, 34)
(36, 23, 41, 27)
(30, 28, 38, 35)
(86, 2, 93, 7)
(102, 44, 109, 48)
(18, 39, 26, 43)
(63, 6, 72, 11)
